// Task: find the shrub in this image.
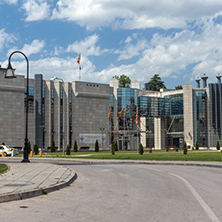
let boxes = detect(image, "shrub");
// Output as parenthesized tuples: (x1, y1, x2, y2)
(111, 141, 115, 155)
(95, 140, 99, 152)
(34, 144, 39, 155)
(51, 139, 55, 153)
(74, 140, 78, 152)
(114, 140, 118, 151)
(183, 141, 188, 155)
(139, 143, 144, 155)
(216, 141, 220, 150)
(28, 141, 31, 154)
(195, 141, 199, 150)
(66, 145, 71, 155)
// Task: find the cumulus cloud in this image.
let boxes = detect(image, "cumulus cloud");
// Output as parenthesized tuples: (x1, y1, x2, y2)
(22, 0, 50, 21)
(66, 34, 109, 56)
(7, 39, 45, 57)
(0, 0, 17, 4)
(0, 29, 16, 52)
(51, 0, 222, 30)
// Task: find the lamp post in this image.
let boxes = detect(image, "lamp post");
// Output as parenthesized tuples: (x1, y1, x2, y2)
(5, 51, 30, 162)
(50, 77, 65, 155)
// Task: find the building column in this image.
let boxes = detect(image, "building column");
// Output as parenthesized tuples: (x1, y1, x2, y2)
(183, 82, 194, 148)
(140, 117, 146, 148)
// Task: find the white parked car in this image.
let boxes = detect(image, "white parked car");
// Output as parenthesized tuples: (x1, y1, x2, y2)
(0, 145, 14, 156)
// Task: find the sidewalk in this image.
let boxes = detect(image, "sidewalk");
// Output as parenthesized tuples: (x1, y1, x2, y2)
(0, 160, 77, 203)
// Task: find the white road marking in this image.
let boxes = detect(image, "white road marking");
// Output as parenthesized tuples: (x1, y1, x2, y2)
(170, 173, 220, 222)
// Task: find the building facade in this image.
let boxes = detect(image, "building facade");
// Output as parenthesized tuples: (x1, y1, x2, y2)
(0, 68, 222, 151)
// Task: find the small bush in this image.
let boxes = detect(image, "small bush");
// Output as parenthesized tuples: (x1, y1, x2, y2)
(34, 144, 39, 155)
(195, 141, 199, 150)
(216, 141, 220, 150)
(139, 143, 144, 155)
(111, 141, 115, 155)
(51, 139, 55, 153)
(74, 140, 78, 152)
(114, 140, 118, 151)
(66, 145, 71, 155)
(183, 141, 188, 155)
(95, 140, 99, 152)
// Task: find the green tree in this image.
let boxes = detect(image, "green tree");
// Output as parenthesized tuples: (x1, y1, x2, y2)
(139, 143, 144, 155)
(195, 141, 199, 150)
(183, 141, 188, 155)
(216, 141, 220, 150)
(95, 140, 99, 152)
(74, 140, 78, 152)
(114, 140, 118, 151)
(111, 141, 115, 155)
(34, 144, 39, 155)
(66, 145, 71, 155)
(51, 139, 55, 153)
(147, 74, 166, 91)
(175, 85, 183, 90)
(113, 74, 131, 88)
(28, 141, 31, 154)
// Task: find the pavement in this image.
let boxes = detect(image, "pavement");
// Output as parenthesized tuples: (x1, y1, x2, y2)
(0, 158, 77, 203)
(1, 157, 222, 204)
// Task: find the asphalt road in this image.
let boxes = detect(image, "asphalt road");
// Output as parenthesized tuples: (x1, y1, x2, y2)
(1, 163, 222, 222)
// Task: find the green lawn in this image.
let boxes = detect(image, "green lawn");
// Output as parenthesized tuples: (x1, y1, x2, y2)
(0, 164, 8, 173)
(35, 149, 222, 162)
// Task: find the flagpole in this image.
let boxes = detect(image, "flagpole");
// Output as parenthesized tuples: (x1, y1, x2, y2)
(79, 65, 81, 81)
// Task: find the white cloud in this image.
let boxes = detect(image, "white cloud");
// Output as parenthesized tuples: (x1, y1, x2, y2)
(51, 0, 222, 30)
(0, 29, 16, 51)
(7, 39, 45, 57)
(115, 39, 147, 61)
(66, 34, 109, 56)
(0, 0, 17, 4)
(22, 0, 50, 21)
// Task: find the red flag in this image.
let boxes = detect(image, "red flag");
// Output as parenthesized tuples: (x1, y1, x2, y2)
(108, 107, 112, 121)
(136, 107, 138, 125)
(117, 107, 125, 121)
(77, 53, 81, 64)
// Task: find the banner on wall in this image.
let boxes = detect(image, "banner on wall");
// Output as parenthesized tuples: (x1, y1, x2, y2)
(79, 133, 106, 144)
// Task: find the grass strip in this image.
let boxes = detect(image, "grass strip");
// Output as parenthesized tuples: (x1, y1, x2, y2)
(33, 150, 222, 162)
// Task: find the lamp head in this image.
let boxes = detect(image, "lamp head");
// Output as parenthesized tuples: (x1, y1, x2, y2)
(5, 62, 16, 79)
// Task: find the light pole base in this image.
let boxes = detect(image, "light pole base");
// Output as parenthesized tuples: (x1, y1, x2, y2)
(21, 159, 30, 163)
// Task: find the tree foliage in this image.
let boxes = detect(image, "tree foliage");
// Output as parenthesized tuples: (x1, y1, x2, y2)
(216, 141, 220, 150)
(175, 85, 183, 90)
(66, 145, 71, 155)
(139, 143, 144, 155)
(74, 140, 78, 152)
(113, 74, 131, 88)
(34, 144, 39, 155)
(195, 141, 199, 150)
(95, 140, 99, 152)
(183, 141, 188, 155)
(147, 74, 166, 91)
(51, 139, 55, 153)
(111, 141, 115, 155)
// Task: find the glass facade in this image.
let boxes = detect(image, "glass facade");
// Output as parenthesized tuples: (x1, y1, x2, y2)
(193, 90, 208, 147)
(24, 87, 34, 113)
(117, 88, 139, 130)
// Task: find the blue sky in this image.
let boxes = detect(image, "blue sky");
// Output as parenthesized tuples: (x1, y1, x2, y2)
(1, 0, 222, 89)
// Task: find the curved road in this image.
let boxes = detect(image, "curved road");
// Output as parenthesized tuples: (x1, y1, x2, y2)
(1, 163, 222, 222)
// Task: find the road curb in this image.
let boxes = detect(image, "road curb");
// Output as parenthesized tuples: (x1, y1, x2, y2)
(0, 172, 77, 204)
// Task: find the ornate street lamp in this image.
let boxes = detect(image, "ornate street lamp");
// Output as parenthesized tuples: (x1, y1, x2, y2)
(5, 51, 30, 162)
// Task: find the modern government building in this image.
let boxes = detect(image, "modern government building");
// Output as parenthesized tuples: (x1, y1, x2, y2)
(1, 66, 222, 151)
